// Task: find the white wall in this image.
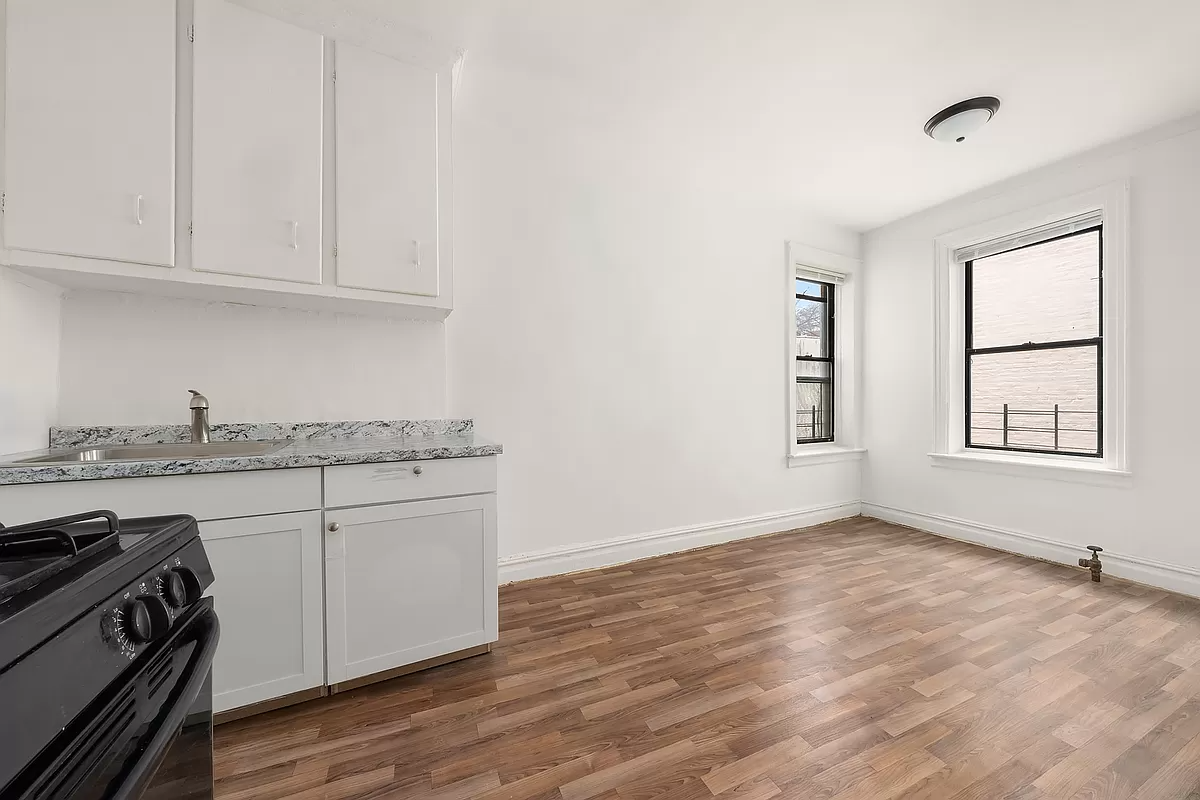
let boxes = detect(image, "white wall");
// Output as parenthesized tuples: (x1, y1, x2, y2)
(56, 291, 446, 425)
(862, 116, 1200, 577)
(447, 62, 862, 561)
(0, 267, 62, 452)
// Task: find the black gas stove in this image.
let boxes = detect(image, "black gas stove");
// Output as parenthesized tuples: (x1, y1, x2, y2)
(0, 510, 219, 800)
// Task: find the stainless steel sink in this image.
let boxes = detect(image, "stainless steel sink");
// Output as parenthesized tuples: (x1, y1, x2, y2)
(10, 440, 289, 465)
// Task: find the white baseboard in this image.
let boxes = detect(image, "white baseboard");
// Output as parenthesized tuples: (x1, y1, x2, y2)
(498, 501, 862, 583)
(862, 502, 1200, 599)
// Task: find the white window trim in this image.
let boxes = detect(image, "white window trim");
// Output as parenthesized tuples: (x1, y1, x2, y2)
(786, 242, 864, 467)
(930, 180, 1130, 484)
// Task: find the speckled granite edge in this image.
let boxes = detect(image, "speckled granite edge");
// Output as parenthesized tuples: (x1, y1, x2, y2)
(49, 419, 475, 448)
(0, 441, 503, 485)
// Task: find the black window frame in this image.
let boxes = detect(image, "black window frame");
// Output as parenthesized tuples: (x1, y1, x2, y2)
(964, 224, 1104, 458)
(795, 278, 835, 445)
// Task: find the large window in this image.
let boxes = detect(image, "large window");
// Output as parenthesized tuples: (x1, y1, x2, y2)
(795, 277, 834, 444)
(964, 220, 1102, 457)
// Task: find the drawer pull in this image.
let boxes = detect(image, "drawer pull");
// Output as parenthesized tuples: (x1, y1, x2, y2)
(413, 466, 424, 475)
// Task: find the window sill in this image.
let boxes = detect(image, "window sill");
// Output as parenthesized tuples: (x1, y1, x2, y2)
(928, 451, 1131, 487)
(788, 447, 865, 468)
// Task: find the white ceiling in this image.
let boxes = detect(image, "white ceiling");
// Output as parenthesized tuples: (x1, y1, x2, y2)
(235, 0, 1200, 231)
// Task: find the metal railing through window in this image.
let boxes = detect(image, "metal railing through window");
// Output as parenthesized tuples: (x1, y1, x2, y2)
(969, 404, 1099, 455)
(796, 407, 831, 444)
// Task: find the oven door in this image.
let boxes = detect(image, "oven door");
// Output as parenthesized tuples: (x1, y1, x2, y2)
(137, 669, 214, 800)
(12, 599, 220, 800)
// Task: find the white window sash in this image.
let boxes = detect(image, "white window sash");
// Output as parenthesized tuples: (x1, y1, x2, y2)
(795, 265, 846, 285)
(953, 210, 1102, 264)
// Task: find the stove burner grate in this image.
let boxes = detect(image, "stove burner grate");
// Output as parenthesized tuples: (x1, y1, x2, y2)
(0, 511, 121, 601)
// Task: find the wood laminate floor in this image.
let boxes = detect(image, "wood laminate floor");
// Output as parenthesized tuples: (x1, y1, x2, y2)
(213, 517, 1200, 800)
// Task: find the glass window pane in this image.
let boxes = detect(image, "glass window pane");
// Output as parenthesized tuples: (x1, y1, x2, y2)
(971, 230, 1100, 349)
(795, 278, 823, 297)
(969, 347, 1099, 454)
(796, 382, 832, 442)
(796, 360, 830, 379)
(795, 298, 827, 356)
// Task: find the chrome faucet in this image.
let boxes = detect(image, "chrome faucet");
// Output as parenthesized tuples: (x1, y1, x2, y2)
(188, 390, 211, 444)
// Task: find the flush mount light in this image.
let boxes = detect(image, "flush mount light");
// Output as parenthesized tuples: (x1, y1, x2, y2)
(924, 96, 1001, 143)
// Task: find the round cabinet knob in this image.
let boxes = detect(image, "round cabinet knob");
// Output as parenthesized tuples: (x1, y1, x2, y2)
(328, 522, 341, 532)
(413, 465, 424, 475)
(124, 595, 171, 645)
(162, 567, 203, 609)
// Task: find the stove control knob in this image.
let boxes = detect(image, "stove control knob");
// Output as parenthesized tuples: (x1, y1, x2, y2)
(125, 595, 171, 645)
(162, 567, 203, 609)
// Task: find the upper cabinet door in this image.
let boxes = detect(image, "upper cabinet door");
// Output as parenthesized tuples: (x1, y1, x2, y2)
(335, 43, 443, 297)
(191, 0, 323, 284)
(4, 0, 176, 266)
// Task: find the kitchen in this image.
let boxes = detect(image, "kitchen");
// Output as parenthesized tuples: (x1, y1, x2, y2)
(1, 0, 505, 794)
(5, 1, 1200, 799)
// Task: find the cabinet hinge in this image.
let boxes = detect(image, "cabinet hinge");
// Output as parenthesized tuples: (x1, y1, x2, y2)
(1, 193, 5, 214)
(188, 222, 194, 238)
(331, 70, 336, 84)
(187, 25, 195, 43)
(332, 244, 338, 257)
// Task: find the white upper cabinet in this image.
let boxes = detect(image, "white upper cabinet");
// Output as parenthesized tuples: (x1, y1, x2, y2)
(4, 0, 176, 266)
(0, 2, 455, 317)
(334, 43, 446, 297)
(191, 0, 323, 284)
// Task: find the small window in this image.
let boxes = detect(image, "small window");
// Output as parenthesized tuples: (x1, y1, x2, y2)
(965, 225, 1102, 457)
(795, 277, 834, 444)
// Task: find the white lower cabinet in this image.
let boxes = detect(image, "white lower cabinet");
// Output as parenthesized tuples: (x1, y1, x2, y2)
(200, 511, 325, 713)
(324, 494, 498, 685)
(0, 459, 498, 717)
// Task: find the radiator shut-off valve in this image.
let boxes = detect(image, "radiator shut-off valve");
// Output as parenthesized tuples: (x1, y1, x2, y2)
(1079, 545, 1103, 582)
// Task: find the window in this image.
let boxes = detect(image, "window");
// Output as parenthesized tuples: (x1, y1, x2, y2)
(795, 277, 835, 443)
(785, 241, 862, 466)
(931, 182, 1129, 483)
(965, 221, 1103, 457)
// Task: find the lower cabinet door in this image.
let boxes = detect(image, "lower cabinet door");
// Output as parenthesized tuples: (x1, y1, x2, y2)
(200, 511, 325, 713)
(325, 494, 498, 685)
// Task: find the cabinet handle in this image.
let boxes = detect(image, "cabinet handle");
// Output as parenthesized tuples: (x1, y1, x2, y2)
(291, 221, 299, 251)
(328, 522, 340, 532)
(135, 195, 144, 226)
(412, 239, 421, 267)
(413, 465, 424, 475)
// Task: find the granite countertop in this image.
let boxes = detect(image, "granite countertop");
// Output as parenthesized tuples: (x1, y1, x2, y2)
(0, 419, 502, 486)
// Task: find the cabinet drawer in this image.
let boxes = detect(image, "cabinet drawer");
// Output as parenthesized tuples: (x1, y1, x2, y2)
(0, 468, 321, 523)
(323, 456, 496, 508)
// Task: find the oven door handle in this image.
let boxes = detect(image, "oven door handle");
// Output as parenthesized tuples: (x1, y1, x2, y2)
(109, 600, 220, 800)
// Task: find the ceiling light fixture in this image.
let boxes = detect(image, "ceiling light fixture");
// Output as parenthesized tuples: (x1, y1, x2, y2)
(924, 96, 1001, 143)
